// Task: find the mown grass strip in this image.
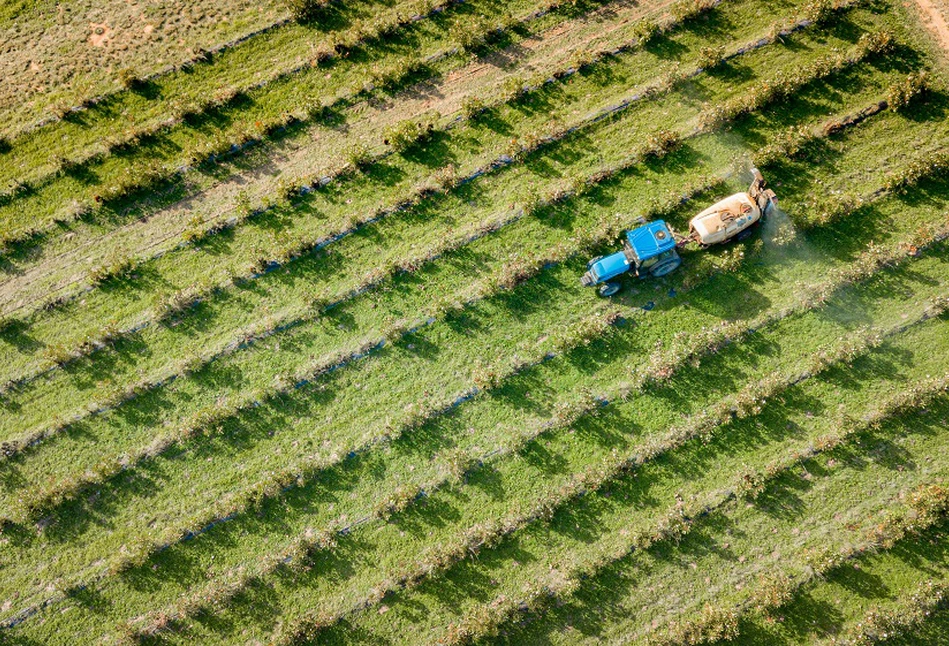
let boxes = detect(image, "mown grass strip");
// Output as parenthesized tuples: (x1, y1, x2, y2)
(11, 216, 948, 644)
(0, 57, 919, 527)
(0, 12, 904, 439)
(7, 173, 948, 644)
(1, 66, 940, 560)
(0, 0, 757, 335)
(150, 283, 949, 646)
(0, 0, 612, 251)
(169, 308, 949, 646)
(325, 345, 949, 646)
(0, 0, 700, 322)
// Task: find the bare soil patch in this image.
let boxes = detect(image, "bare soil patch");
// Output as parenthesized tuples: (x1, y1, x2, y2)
(912, 0, 949, 56)
(0, 0, 286, 136)
(0, 0, 676, 316)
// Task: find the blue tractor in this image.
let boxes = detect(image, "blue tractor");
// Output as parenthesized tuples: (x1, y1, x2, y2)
(582, 171, 778, 297)
(580, 220, 682, 296)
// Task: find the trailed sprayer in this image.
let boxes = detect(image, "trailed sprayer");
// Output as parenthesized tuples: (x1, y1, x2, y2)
(581, 169, 777, 296)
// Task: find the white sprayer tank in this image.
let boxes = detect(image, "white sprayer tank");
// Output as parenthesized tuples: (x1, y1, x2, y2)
(688, 169, 776, 246)
(688, 192, 762, 245)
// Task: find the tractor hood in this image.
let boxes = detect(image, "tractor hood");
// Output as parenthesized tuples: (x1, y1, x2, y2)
(626, 220, 677, 261)
(586, 250, 631, 284)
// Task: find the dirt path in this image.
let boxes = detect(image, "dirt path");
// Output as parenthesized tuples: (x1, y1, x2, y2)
(0, 0, 676, 317)
(913, 0, 949, 56)
(0, 0, 286, 138)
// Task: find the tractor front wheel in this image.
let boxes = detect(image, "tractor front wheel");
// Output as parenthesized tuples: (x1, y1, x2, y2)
(599, 282, 621, 297)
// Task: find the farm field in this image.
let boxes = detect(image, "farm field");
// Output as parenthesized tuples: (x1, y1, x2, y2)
(2, 0, 949, 644)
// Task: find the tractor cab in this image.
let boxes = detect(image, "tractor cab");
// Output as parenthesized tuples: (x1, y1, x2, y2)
(581, 220, 682, 296)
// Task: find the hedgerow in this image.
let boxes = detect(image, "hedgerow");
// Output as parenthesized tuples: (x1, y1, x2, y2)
(0, 0, 841, 375)
(887, 70, 930, 110)
(3, 8, 945, 642)
(284, 0, 330, 24)
(275, 259, 949, 646)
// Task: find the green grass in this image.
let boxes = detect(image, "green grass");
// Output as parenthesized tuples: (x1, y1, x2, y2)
(391, 370, 949, 646)
(726, 518, 949, 644)
(164, 315, 949, 646)
(7, 226, 949, 646)
(3, 40, 945, 556)
(4, 75, 945, 532)
(0, 0, 800, 324)
(4, 63, 941, 533)
(0, 0, 692, 318)
(0, 0, 489, 188)
(0, 0, 597, 245)
(3, 140, 948, 636)
(2, 0, 948, 642)
(884, 597, 949, 645)
(0, 0, 288, 136)
(0, 5, 916, 419)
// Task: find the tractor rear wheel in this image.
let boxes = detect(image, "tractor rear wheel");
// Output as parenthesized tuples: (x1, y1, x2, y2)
(649, 255, 681, 278)
(599, 282, 621, 297)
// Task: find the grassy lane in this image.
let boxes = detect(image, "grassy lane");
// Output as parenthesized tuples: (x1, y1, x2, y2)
(3, 163, 948, 629)
(2, 78, 946, 554)
(0, 0, 627, 193)
(0, 0, 595, 248)
(0, 0, 716, 319)
(0, 18, 914, 421)
(0, 0, 422, 175)
(2, 74, 943, 520)
(2, 3, 945, 646)
(312, 325, 949, 646)
(0, 0, 287, 138)
(0, 102, 853, 448)
(2, 77, 937, 528)
(4, 134, 947, 642)
(0, 0, 819, 351)
(158, 306, 949, 645)
(482, 400, 949, 646)
(7, 221, 949, 644)
(722, 519, 949, 644)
